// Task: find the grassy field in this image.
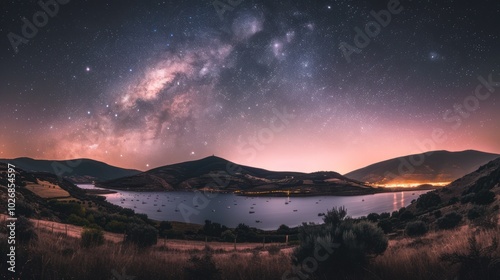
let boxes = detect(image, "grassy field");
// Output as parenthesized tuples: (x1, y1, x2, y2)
(1, 216, 498, 280)
(25, 179, 71, 199)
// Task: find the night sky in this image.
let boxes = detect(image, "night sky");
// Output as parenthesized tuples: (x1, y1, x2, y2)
(1, 0, 499, 173)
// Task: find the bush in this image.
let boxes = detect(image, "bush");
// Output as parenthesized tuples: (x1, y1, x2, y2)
(277, 224, 290, 234)
(377, 219, 393, 234)
(416, 192, 442, 209)
(433, 210, 442, 218)
(400, 210, 415, 221)
(448, 197, 459, 205)
(405, 221, 428, 237)
(461, 193, 475, 204)
(467, 206, 485, 220)
(158, 221, 173, 238)
(473, 190, 496, 205)
(125, 223, 158, 247)
(367, 213, 380, 222)
(379, 212, 390, 219)
(81, 228, 104, 248)
(293, 207, 388, 277)
(105, 220, 127, 233)
(437, 212, 462, 229)
(221, 230, 235, 242)
(203, 220, 228, 237)
(16, 216, 38, 243)
(66, 214, 89, 226)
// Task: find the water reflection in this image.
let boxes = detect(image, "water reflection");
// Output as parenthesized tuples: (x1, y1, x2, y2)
(79, 184, 429, 230)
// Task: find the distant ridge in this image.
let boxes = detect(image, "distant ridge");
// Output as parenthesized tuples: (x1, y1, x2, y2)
(344, 150, 500, 185)
(97, 155, 372, 195)
(0, 157, 141, 183)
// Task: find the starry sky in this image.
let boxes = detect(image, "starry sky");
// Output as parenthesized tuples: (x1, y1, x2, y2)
(1, 0, 499, 174)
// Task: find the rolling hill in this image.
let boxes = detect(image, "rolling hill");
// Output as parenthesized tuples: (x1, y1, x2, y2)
(0, 157, 141, 183)
(344, 150, 500, 186)
(97, 155, 373, 195)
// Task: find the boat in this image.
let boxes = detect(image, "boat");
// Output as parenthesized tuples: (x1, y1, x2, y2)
(249, 211, 255, 214)
(156, 209, 162, 212)
(293, 210, 298, 212)
(255, 220, 261, 223)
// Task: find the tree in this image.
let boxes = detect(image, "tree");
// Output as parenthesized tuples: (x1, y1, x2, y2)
(277, 224, 290, 235)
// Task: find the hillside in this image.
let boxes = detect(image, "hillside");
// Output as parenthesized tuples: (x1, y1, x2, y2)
(398, 157, 500, 231)
(344, 150, 500, 185)
(97, 155, 374, 195)
(0, 157, 141, 183)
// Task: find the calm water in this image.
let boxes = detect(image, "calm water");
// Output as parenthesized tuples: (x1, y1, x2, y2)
(78, 184, 429, 230)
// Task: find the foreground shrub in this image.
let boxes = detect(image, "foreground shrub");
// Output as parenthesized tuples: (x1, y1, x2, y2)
(81, 228, 104, 248)
(293, 207, 388, 277)
(441, 235, 500, 280)
(405, 221, 428, 237)
(437, 212, 462, 229)
(125, 223, 158, 247)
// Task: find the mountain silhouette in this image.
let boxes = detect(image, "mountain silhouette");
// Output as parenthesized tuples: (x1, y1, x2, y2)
(0, 157, 141, 183)
(97, 155, 371, 194)
(344, 150, 500, 185)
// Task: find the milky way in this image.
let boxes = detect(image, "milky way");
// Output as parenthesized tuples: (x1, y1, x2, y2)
(1, 0, 499, 173)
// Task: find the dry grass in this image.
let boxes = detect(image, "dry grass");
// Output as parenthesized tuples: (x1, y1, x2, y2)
(2, 228, 291, 280)
(25, 179, 71, 199)
(2, 218, 498, 280)
(369, 226, 500, 280)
